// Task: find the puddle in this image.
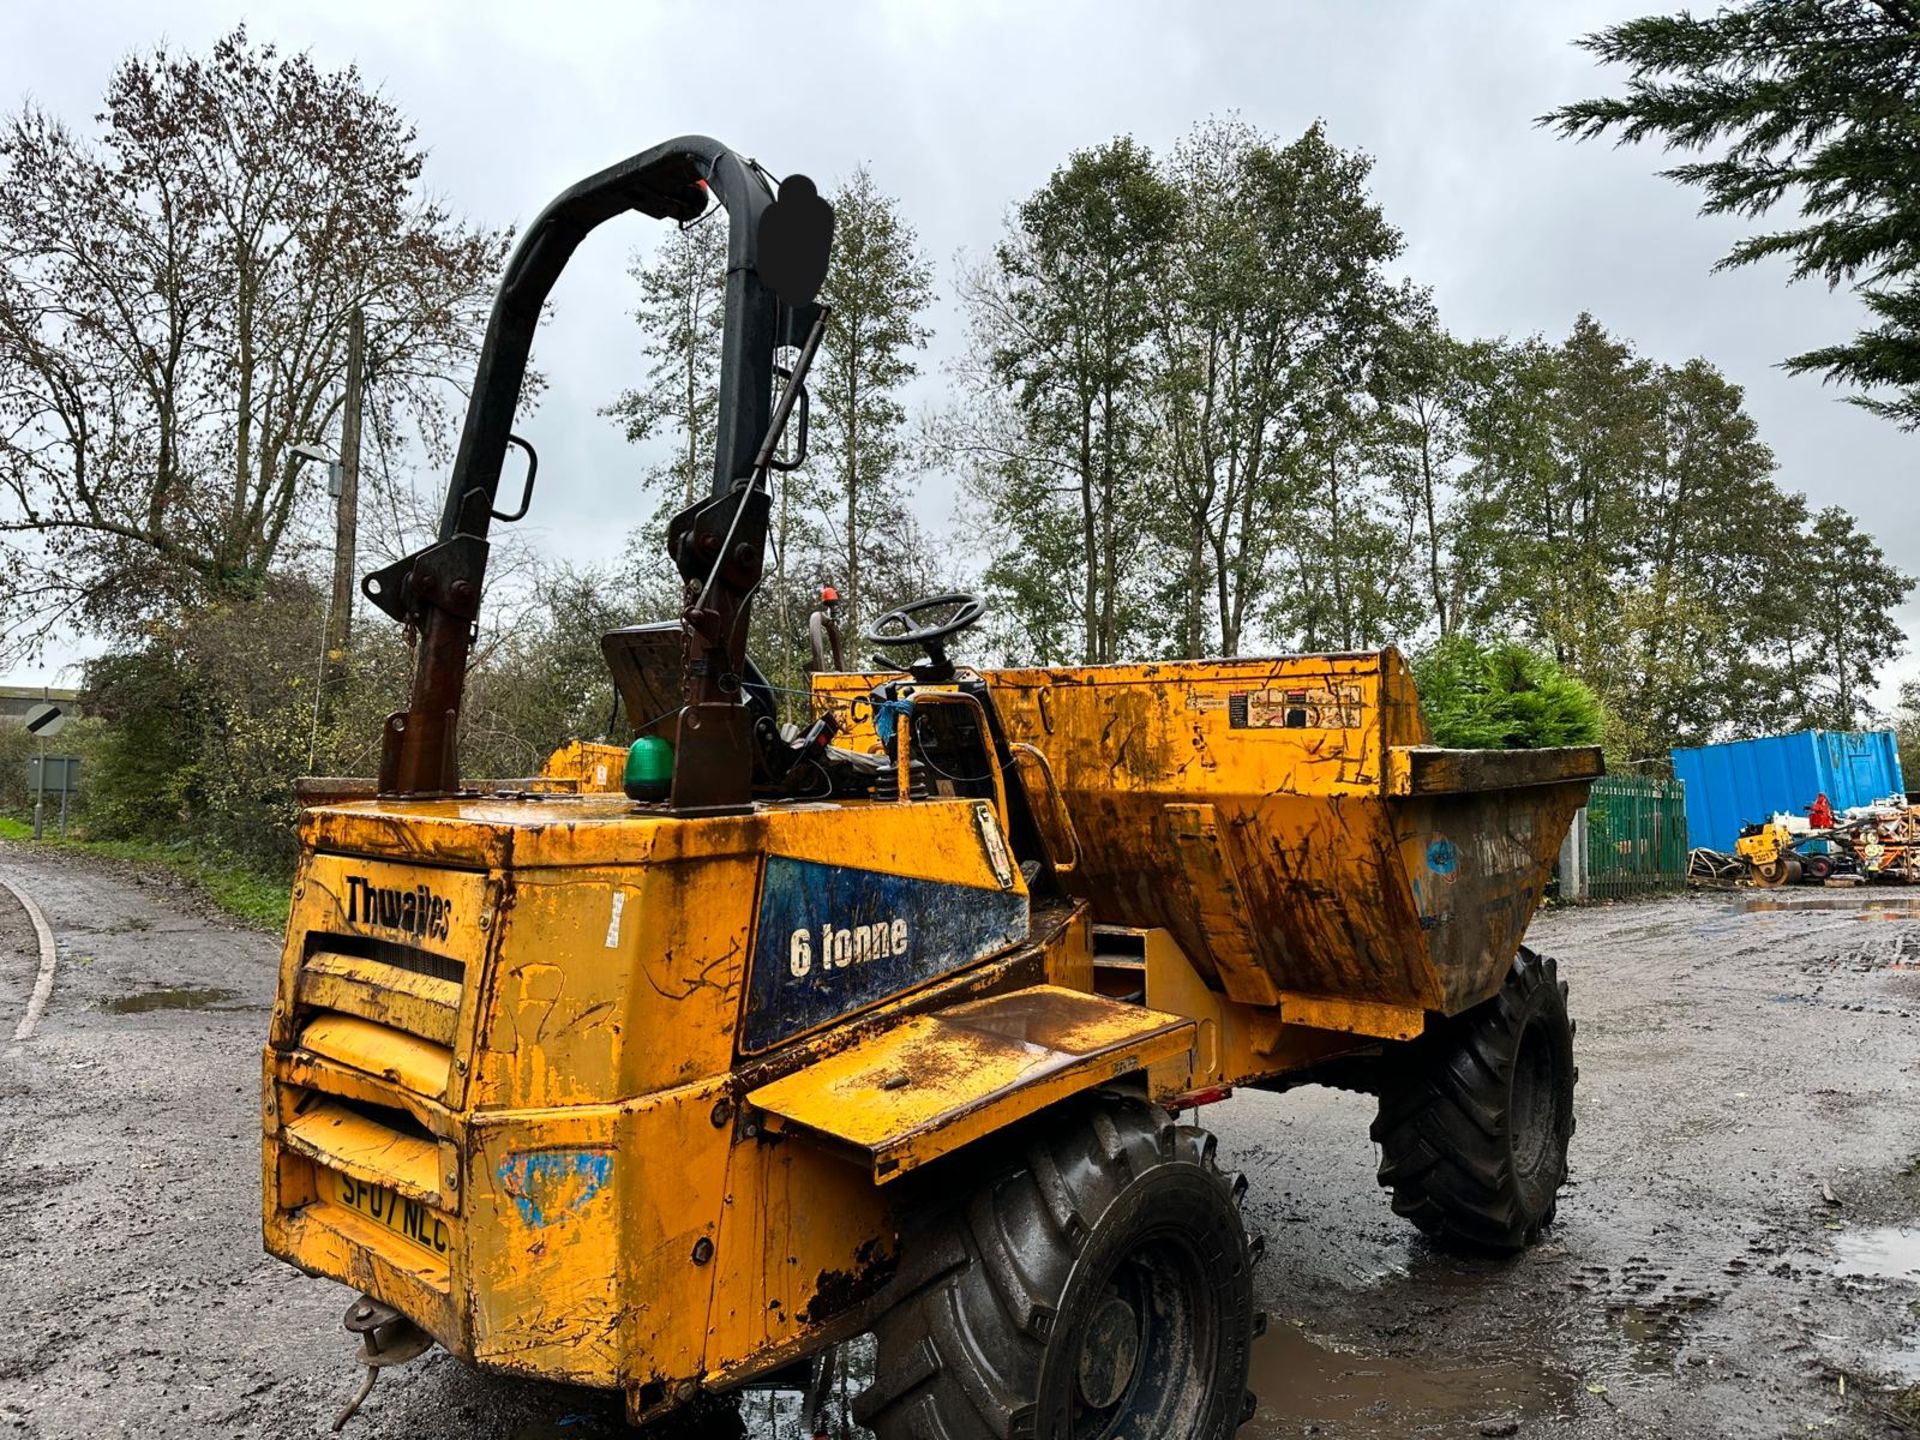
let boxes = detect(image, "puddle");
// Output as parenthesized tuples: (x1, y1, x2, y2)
(1879, 1340, 1920, 1383)
(1833, 1227, 1920, 1283)
(1610, 1300, 1707, 1372)
(1822, 1230, 1920, 1390)
(99, 985, 241, 1013)
(1740, 894, 1920, 915)
(1243, 1322, 1572, 1436)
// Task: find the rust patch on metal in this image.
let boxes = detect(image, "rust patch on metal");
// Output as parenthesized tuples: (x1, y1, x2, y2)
(801, 1237, 897, 1326)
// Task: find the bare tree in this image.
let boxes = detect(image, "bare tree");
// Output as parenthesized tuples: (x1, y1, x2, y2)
(0, 28, 508, 653)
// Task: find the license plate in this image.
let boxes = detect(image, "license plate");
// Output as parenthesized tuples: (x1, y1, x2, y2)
(329, 1170, 451, 1260)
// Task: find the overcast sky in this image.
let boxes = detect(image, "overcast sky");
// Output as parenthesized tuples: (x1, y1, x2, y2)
(5, 0, 1915, 702)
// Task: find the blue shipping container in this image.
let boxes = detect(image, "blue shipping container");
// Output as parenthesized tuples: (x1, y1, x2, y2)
(1670, 730, 1907, 854)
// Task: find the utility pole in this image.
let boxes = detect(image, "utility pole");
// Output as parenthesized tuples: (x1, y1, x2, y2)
(326, 306, 365, 679)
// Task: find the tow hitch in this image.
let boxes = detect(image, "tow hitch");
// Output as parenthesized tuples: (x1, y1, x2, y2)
(330, 1295, 434, 1431)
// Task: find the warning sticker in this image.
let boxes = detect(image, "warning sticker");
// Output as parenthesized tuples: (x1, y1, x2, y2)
(1229, 685, 1364, 731)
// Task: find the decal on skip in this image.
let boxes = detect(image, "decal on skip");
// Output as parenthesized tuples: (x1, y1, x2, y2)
(1228, 683, 1364, 731)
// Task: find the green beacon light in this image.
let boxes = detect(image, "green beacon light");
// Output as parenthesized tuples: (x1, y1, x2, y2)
(624, 735, 674, 802)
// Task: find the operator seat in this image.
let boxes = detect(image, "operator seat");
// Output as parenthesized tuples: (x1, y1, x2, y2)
(601, 622, 880, 796)
(601, 622, 777, 735)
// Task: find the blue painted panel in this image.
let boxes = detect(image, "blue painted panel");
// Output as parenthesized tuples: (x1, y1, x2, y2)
(1671, 730, 1906, 852)
(496, 1150, 613, 1228)
(741, 857, 1029, 1053)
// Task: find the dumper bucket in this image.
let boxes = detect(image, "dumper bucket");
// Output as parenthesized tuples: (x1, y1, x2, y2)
(986, 649, 1601, 1037)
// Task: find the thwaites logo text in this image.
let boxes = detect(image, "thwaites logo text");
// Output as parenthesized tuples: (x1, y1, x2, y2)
(344, 875, 454, 942)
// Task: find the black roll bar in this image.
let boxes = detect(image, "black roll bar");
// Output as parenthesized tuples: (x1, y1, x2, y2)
(370, 136, 788, 797)
(438, 135, 778, 545)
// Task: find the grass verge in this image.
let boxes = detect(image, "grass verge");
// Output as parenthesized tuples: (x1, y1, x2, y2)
(0, 817, 291, 928)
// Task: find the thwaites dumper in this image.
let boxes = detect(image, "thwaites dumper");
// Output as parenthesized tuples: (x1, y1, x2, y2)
(262, 136, 1601, 1438)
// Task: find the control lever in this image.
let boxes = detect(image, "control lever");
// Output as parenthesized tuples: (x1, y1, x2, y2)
(758, 711, 840, 785)
(791, 712, 839, 767)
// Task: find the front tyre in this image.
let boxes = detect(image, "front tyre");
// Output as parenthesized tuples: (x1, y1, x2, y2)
(1371, 946, 1576, 1253)
(856, 1096, 1255, 1440)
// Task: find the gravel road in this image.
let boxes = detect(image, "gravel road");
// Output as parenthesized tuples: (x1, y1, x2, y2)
(1, 841, 1915, 1439)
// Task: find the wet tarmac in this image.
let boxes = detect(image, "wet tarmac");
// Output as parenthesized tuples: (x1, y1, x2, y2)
(1, 843, 1916, 1438)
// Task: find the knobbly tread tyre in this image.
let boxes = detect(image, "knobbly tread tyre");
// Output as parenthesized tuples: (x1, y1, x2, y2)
(1370, 946, 1576, 1254)
(854, 1095, 1255, 1440)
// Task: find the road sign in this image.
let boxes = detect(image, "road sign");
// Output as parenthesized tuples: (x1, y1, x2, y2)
(27, 756, 80, 792)
(23, 702, 66, 738)
(27, 754, 79, 841)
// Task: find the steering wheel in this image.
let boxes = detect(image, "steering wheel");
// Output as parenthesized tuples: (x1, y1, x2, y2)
(863, 592, 986, 678)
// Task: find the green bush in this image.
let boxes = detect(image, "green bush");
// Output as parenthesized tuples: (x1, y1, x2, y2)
(1412, 635, 1605, 749)
(69, 562, 640, 873)
(0, 720, 41, 814)
(82, 580, 335, 866)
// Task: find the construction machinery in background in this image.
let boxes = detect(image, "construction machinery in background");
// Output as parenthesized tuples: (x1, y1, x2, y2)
(1735, 799, 1920, 886)
(261, 136, 1602, 1438)
(1736, 815, 1831, 886)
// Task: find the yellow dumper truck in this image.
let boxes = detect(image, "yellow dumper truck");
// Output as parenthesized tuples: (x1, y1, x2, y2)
(261, 136, 1601, 1438)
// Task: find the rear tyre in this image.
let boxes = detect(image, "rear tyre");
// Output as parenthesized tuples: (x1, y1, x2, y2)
(1371, 946, 1575, 1254)
(1803, 854, 1833, 882)
(855, 1095, 1255, 1440)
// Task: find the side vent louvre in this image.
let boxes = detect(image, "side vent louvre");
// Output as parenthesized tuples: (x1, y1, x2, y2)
(299, 1013, 453, 1098)
(304, 932, 464, 986)
(1092, 928, 1147, 1005)
(293, 936, 467, 1097)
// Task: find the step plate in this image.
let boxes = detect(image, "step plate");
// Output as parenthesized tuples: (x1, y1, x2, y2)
(748, 986, 1194, 1181)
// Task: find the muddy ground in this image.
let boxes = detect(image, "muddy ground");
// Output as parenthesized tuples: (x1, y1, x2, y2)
(0, 840, 1916, 1439)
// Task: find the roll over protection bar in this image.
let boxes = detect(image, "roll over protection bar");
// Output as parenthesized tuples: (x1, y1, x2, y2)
(367, 137, 811, 799)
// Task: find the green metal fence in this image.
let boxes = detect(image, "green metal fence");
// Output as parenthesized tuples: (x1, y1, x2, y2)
(1574, 773, 1689, 900)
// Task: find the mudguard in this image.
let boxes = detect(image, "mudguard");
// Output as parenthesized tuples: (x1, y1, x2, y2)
(746, 986, 1194, 1181)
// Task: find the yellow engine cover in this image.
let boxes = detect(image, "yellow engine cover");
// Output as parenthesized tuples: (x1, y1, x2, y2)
(264, 789, 1075, 1411)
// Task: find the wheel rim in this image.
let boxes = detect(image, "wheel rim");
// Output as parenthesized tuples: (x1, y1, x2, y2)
(1510, 1015, 1558, 1184)
(1068, 1233, 1219, 1438)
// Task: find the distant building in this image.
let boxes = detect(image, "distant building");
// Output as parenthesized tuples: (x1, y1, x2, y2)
(0, 684, 82, 726)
